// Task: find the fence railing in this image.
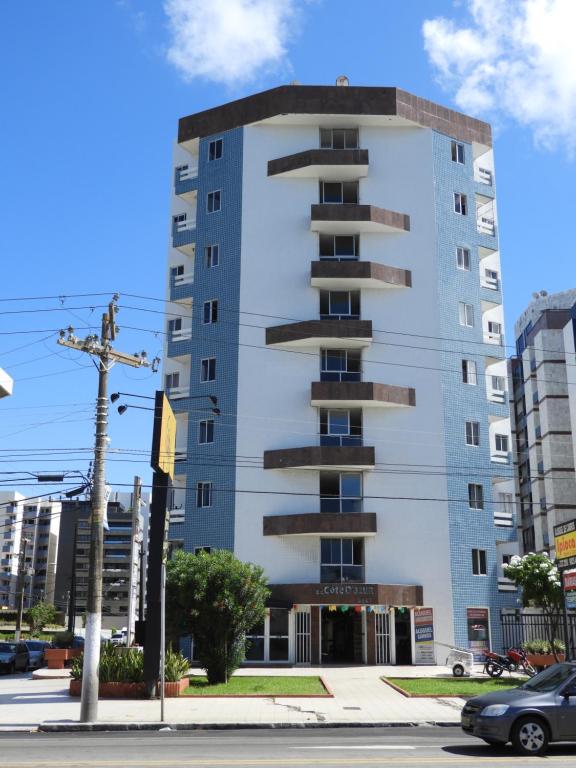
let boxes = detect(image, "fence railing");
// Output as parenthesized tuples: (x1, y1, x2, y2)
(501, 612, 576, 655)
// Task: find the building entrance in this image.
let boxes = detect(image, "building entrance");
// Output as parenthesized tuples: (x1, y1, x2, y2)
(394, 608, 412, 664)
(321, 608, 363, 664)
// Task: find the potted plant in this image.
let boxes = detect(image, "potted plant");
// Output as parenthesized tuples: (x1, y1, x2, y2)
(523, 639, 565, 670)
(45, 631, 82, 669)
(70, 644, 146, 698)
(163, 649, 190, 697)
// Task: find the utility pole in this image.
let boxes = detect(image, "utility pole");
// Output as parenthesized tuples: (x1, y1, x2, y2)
(127, 475, 142, 647)
(14, 537, 29, 642)
(58, 295, 154, 723)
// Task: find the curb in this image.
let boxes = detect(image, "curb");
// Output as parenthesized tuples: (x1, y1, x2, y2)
(38, 720, 461, 733)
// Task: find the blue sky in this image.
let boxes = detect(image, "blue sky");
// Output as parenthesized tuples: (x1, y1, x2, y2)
(1, 0, 574, 498)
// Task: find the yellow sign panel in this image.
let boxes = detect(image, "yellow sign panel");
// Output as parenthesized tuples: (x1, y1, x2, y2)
(554, 520, 576, 569)
(151, 392, 176, 479)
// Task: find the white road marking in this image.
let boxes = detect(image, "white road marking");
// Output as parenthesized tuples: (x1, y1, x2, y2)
(292, 745, 417, 750)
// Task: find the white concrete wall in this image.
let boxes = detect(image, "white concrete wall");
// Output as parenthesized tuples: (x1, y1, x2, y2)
(234, 122, 455, 645)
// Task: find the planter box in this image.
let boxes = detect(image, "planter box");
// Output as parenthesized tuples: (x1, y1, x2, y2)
(69, 677, 188, 698)
(45, 648, 82, 670)
(526, 653, 565, 669)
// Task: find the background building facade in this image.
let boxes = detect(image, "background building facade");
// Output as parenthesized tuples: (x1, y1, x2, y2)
(165, 84, 519, 663)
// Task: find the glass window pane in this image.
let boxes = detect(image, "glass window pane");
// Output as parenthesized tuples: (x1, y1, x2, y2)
(328, 411, 349, 434)
(329, 292, 350, 315)
(342, 182, 358, 203)
(345, 129, 358, 148)
(323, 350, 345, 371)
(245, 637, 264, 661)
(322, 183, 342, 203)
(352, 538, 363, 563)
(341, 473, 361, 498)
(320, 472, 339, 496)
(334, 236, 356, 256)
(332, 129, 345, 149)
(320, 129, 332, 148)
(321, 565, 341, 582)
(342, 538, 352, 563)
(269, 637, 289, 661)
(319, 234, 334, 257)
(269, 608, 289, 636)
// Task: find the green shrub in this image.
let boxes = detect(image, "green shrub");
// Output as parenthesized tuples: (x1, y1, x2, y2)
(71, 644, 144, 683)
(52, 630, 74, 649)
(522, 638, 565, 654)
(164, 649, 190, 683)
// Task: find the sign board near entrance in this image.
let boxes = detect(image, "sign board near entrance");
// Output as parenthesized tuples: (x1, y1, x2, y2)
(554, 519, 576, 570)
(466, 607, 490, 661)
(414, 608, 435, 664)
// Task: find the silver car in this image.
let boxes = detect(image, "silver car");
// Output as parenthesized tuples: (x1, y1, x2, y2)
(24, 640, 49, 669)
(462, 662, 576, 755)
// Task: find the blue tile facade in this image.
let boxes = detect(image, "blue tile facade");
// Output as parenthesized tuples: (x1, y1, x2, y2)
(168, 127, 244, 553)
(432, 132, 518, 654)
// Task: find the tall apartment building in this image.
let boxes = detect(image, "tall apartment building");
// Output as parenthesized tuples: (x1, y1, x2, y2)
(509, 289, 576, 555)
(0, 493, 61, 609)
(54, 492, 146, 631)
(165, 83, 519, 663)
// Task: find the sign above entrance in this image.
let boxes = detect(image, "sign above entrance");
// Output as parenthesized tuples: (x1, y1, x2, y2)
(269, 582, 424, 606)
(554, 520, 576, 570)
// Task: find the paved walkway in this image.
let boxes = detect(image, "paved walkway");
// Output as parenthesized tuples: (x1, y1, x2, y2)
(0, 665, 477, 730)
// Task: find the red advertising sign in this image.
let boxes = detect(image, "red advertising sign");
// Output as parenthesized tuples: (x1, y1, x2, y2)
(564, 571, 576, 591)
(466, 607, 490, 661)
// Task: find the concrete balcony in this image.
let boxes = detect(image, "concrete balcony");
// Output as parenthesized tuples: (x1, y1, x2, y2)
(474, 166, 493, 186)
(311, 381, 415, 409)
(166, 385, 190, 400)
(484, 331, 503, 346)
(477, 216, 495, 236)
(268, 148, 369, 180)
(263, 445, 375, 471)
(311, 261, 411, 290)
(310, 204, 410, 234)
(263, 512, 377, 537)
(174, 165, 198, 201)
(488, 388, 506, 404)
(491, 450, 510, 464)
(266, 319, 372, 349)
(172, 218, 196, 255)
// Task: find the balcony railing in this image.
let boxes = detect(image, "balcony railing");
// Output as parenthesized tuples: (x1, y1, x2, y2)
(320, 565, 364, 583)
(320, 313, 360, 321)
(489, 388, 506, 403)
(320, 371, 361, 383)
(320, 435, 363, 447)
(481, 275, 499, 290)
(474, 167, 493, 185)
(491, 450, 510, 464)
(168, 508, 185, 525)
(171, 327, 192, 342)
(177, 165, 198, 182)
(172, 218, 196, 249)
(498, 576, 516, 592)
(167, 385, 190, 399)
(484, 331, 503, 345)
(173, 272, 193, 287)
(477, 216, 495, 236)
(175, 450, 188, 463)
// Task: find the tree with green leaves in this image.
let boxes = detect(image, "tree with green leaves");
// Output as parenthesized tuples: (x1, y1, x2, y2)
(166, 549, 270, 684)
(503, 552, 564, 659)
(26, 601, 58, 637)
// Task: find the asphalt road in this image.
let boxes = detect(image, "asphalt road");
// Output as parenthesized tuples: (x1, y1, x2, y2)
(2, 727, 576, 768)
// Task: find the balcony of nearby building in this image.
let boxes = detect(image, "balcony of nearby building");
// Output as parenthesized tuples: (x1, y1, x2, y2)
(263, 445, 375, 471)
(268, 148, 369, 180)
(174, 163, 199, 200)
(311, 381, 415, 409)
(263, 512, 377, 537)
(172, 214, 196, 255)
(474, 165, 493, 186)
(266, 319, 372, 349)
(311, 261, 412, 290)
(476, 196, 496, 237)
(311, 204, 410, 234)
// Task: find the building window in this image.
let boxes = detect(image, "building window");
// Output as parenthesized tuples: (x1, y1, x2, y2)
(456, 247, 470, 270)
(459, 302, 474, 327)
(320, 128, 358, 149)
(451, 141, 465, 164)
(462, 360, 477, 385)
(465, 420, 480, 446)
(168, 317, 182, 335)
(320, 349, 361, 382)
(170, 264, 184, 278)
(472, 548, 487, 575)
(199, 419, 214, 444)
(468, 484, 484, 510)
(203, 300, 218, 324)
(165, 372, 180, 390)
(491, 375, 505, 392)
(320, 408, 362, 447)
(320, 290, 360, 319)
(205, 244, 219, 268)
(319, 234, 359, 261)
(495, 434, 509, 452)
(172, 212, 186, 225)
(195, 546, 212, 555)
(454, 193, 468, 215)
(196, 482, 212, 508)
(320, 472, 362, 513)
(319, 181, 358, 204)
(320, 538, 364, 582)
(200, 357, 216, 382)
(208, 138, 223, 161)
(207, 190, 221, 213)
(488, 320, 502, 336)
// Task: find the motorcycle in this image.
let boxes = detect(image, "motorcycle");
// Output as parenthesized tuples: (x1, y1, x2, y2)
(484, 647, 536, 678)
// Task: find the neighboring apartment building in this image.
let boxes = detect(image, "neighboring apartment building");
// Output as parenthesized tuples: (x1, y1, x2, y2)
(0, 492, 61, 609)
(165, 82, 519, 663)
(54, 492, 146, 632)
(509, 289, 576, 556)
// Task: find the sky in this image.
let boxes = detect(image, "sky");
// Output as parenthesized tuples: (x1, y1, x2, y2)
(1, 0, 575, 500)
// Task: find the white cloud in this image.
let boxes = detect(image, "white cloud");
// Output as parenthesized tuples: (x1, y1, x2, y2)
(423, 0, 576, 153)
(163, 0, 299, 85)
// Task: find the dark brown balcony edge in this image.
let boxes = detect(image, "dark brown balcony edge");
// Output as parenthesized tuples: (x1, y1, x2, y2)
(311, 261, 412, 287)
(311, 204, 410, 232)
(268, 582, 424, 607)
(265, 319, 372, 346)
(268, 148, 369, 177)
(178, 85, 491, 147)
(311, 381, 416, 407)
(263, 512, 377, 536)
(263, 445, 375, 470)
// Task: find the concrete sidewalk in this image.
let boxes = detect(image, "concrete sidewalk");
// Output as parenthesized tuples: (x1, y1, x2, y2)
(0, 665, 473, 731)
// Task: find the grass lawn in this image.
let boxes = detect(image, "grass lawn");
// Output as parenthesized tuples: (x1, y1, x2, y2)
(183, 675, 328, 696)
(385, 676, 526, 697)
